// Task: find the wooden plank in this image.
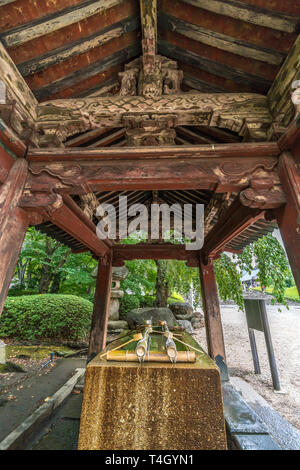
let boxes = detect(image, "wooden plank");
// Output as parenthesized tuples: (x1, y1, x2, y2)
(182, 74, 226, 93)
(33, 43, 140, 101)
(268, 35, 300, 127)
(158, 40, 272, 93)
(65, 127, 114, 147)
(0, 0, 87, 32)
(7, 0, 138, 65)
(199, 256, 228, 379)
(88, 253, 113, 361)
(87, 129, 126, 148)
(237, 0, 300, 15)
(0, 159, 29, 313)
(26, 30, 138, 92)
(158, 12, 285, 66)
(18, 16, 139, 77)
(181, 0, 299, 33)
(50, 65, 122, 100)
(275, 152, 300, 293)
(1, 0, 125, 47)
(159, 0, 296, 54)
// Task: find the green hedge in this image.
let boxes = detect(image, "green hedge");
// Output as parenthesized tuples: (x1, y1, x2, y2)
(0, 294, 93, 341)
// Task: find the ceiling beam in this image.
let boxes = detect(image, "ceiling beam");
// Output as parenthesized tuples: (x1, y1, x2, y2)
(18, 15, 139, 78)
(33, 42, 140, 101)
(158, 12, 285, 66)
(0, 0, 125, 48)
(181, 0, 299, 33)
(158, 39, 272, 93)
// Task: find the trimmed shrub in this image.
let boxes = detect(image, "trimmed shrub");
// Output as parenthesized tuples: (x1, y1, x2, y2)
(0, 294, 93, 341)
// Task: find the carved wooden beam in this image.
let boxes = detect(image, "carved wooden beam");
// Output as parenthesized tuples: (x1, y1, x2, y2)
(202, 199, 267, 259)
(36, 93, 272, 140)
(112, 243, 199, 267)
(25, 142, 280, 193)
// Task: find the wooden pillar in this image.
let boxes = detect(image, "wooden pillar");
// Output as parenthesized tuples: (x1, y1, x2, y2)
(0, 159, 29, 314)
(199, 256, 228, 381)
(88, 252, 113, 362)
(275, 152, 300, 293)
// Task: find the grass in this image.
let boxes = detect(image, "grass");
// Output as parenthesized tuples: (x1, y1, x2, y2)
(253, 286, 300, 301)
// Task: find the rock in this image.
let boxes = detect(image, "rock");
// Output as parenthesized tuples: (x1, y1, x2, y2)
(126, 307, 175, 329)
(176, 320, 194, 334)
(175, 313, 193, 321)
(169, 302, 193, 319)
(107, 320, 128, 331)
(192, 311, 205, 328)
(109, 297, 122, 321)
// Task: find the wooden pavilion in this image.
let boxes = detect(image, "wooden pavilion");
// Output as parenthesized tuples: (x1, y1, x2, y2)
(0, 0, 299, 379)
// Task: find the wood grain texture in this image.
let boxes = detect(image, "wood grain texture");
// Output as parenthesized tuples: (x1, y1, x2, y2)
(88, 253, 113, 361)
(158, 40, 272, 93)
(18, 16, 139, 78)
(181, 0, 299, 33)
(158, 12, 286, 66)
(1, 0, 125, 47)
(33, 43, 140, 100)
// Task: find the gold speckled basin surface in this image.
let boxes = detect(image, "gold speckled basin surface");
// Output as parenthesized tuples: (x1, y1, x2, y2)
(78, 331, 227, 450)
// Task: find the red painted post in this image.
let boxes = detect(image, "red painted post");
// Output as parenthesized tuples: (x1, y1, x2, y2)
(199, 256, 228, 380)
(275, 152, 300, 293)
(88, 252, 113, 362)
(0, 159, 29, 314)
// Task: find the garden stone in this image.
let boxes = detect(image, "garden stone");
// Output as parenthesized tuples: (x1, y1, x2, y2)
(107, 320, 128, 331)
(192, 311, 205, 327)
(176, 313, 193, 321)
(126, 307, 175, 329)
(169, 302, 193, 318)
(176, 320, 194, 334)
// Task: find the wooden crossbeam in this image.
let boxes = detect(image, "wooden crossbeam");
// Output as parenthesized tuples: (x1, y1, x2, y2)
(37, 91, 271, 139)
(26, 142, 280, 193)
(112, 243, 199, 266)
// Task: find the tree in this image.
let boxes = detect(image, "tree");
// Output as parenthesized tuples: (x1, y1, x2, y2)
(11, 227, 97, 296)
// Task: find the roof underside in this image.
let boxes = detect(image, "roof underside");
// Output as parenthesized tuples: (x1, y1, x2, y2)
(1, 0, 299, 100)
(1, 0, 297, 256)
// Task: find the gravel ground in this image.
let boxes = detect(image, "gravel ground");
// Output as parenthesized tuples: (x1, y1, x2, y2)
(194, 304, 300, 431)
